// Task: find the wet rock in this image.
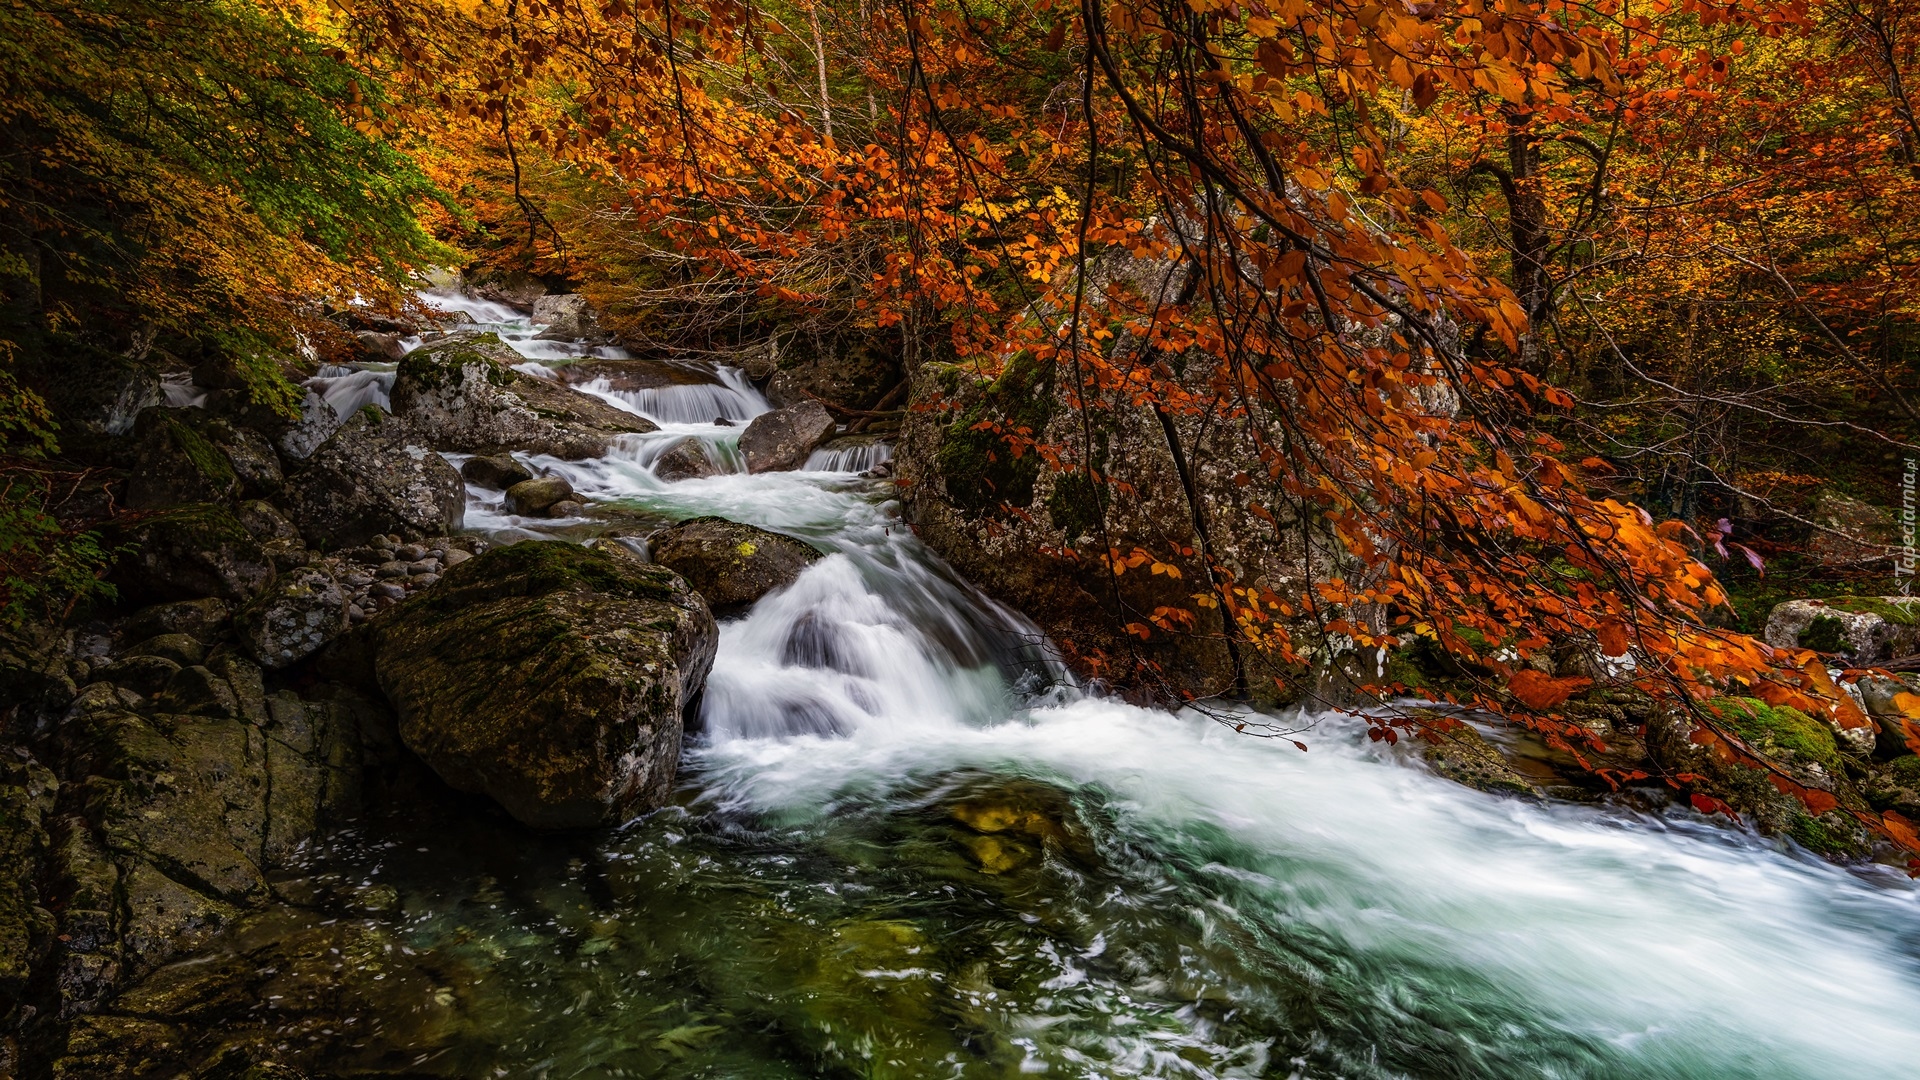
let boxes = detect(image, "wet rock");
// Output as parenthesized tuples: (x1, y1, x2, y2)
(739, 401, 836, 473)
(547, 500, 586, 518)
(236, 567, 351, 669)
(1421, 724, 1537, 797)
(648, 516, 822, 615)
(460, 453, 533, 490)
(354, 330, 407, 361)
(1763, 597, 1920, 665)
(110, 504, 276, 604)
(282, 411, 464, 549)
(1857, 673, 1920, 756)
(653, 437, 717, 482)
(374, 541, 717, 828)
(504, 475, 574, 516)
(530, 293, 606, 341)
(124, 407, 282, 509)
(765, 328, 900, 413)
(389, 332, 654, 458)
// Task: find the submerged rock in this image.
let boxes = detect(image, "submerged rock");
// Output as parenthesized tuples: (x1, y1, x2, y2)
(389, 332, 653, 459)
(739, 401, 836, 473)
(648, 517, 822, 615)
(652, 438, 717, 482)
(374, 541, 717, 828)
(282, 411, 464, 549)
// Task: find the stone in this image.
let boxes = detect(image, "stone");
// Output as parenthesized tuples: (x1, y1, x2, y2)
(547, 500, 587, 518)
(1858, 673, 1920, 757)
(530, 293, 606, 341)
(117, 599, 231, 645)
(236, 567, 352, 669)
(1806, 491, 1897, 566)
(110, 504, 277, 604)
(374, 540, 717, 828)
(443, 548, 472, 567)
(282, 411, 464, 549)
(0, 758, 58, 1007)
(121, 634, 205, 667)
(504, 475, 574, 516)
(460, 453, 534, 489)
(388, 332, 654, 458)
(469, 270, 547, 311)
(354, 330, 407, 360)
(652, 437, 717, 482)
(765, 328, 901, 413)
(1763, 597, 1920, 666)
(1421, 724, 1537, 797)
(648, 516, 823, 615)
(739, 401, 837, 473)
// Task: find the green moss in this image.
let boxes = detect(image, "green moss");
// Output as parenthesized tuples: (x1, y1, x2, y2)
(1798, 614, 1850, 654)
(1824, 596, 1920, 625)
(1716, 697, 1842, 773)
(1891, 755, 1920, 788)
(400, 333, 513, 391)
(1043, 471, 1103, 540)
(935, 354, 1055, 517)
(163, 416, 237, 489)
(1786, 812, 1853, 856)
(417, 540, 682, 614)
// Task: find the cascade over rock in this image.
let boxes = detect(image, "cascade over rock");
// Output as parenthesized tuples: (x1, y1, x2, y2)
(648, 517, 823, 615)
(373, 541, 717, 829)
(389, 331, 654, 458)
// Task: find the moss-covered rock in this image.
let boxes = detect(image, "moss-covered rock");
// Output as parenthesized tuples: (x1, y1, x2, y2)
(0, 758, 57, 1015)
(648, 516, 822, 615)
(1646, 699, 1871, 857)
(124, 406, 283, 511)
(1420, 724, 1538, 797)
(390, 331, 654, 458)
(110, 503, 276, 604)
(374, 541, 717, 828)
(1763, 597, 1920, 665)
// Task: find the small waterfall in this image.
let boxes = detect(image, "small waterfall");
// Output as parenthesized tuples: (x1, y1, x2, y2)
(160, 373, 206, 408)
(420, 287, 524, 324)
(804, 440, 892, 473)
(577, 366, 769, 425)
(303, 365, 396, 419)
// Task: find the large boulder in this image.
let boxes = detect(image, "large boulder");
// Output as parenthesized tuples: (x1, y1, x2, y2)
(503, 475, 574, 517)
(739, 401, 836, 473)
(765, 328, 901, 413)
(1763, 597, 1920, 665)
(110, 504, 277, 604)
(468, 270, 547, 312)
(374, 541, 717, 828)
(388, 332, 653, 458)
(1806, 491, 1896, 567)
(530, 293, 606, 341)
(282, 411, 464, 550)
(648, 517, 822, 615)
(124, 408, 283, 510)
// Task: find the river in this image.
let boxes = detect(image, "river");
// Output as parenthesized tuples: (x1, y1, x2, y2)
(297, 296, 1920, 1079)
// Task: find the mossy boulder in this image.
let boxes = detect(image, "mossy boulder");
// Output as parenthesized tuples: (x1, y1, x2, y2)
(1647, 698, 1870, 857)
(0, 758, 58, 1011)
(124, 407, 282, 510)
(389, 332, 654, 458)
(110, 503, 277, 604)
(282, 410, 464, 549)
(647, 517, 822, 615)
(1763, 597, 1920, 665)
(1420, 724, 1538, 797)
(374, 541, 717, 828)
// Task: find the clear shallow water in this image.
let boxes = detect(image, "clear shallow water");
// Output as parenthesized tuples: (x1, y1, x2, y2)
(301, 297, 1920, 1079)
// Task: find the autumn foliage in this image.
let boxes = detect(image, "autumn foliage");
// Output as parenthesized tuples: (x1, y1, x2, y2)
(6, 0, 1916, 856)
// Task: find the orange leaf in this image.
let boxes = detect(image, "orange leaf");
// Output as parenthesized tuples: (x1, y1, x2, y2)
(1509, 669, 1591, 710)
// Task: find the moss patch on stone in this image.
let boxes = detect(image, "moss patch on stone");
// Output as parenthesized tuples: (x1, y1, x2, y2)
(1824, 595, 1920, 625)
(1715, 697, 1842, 773)
(398, 333, 516, 392)
(935, 354, 1055, 517)
(1798, 614, 1850, 653)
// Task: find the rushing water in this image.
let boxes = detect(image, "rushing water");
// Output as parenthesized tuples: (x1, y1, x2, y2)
(295, 296, 1920, 1079)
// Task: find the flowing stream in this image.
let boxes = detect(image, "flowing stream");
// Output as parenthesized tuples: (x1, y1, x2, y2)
(300, 299, 1920, 1079)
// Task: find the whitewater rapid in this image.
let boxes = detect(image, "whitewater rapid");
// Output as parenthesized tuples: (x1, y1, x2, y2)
(324, 291, 1920, 1079)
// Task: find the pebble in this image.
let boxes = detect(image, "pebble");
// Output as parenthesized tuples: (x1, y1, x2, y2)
(344, 572, 374, 587)
(376, 561, 410, 579)
(347, 604, 367, 622)
(413, 573, 442, 588)
(408, 559, 441, 575)
(371, 582, 407, 601)
(394, 543, 428, 562)
(444, 549, 472, 566)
